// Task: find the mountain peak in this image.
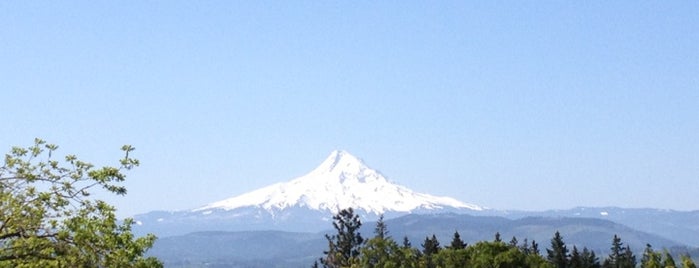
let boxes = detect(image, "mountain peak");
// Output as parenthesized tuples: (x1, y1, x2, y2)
(310, 150, 370, 178)
(319, 150, 363, 169)
(195, 150, 482, 214)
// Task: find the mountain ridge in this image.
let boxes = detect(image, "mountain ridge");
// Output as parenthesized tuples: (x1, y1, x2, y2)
(133, 151, 699, 249)
(148, 213, 690, 268)
(133, 150, 482, 236)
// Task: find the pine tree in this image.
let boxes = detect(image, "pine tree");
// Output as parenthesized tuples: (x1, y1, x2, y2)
(570, 246, 583, 268)
(547, 231, 569, 268)
(402, 236, 412, 249)
(532, 239, 541, 256)
(374, 214, 388, 240)
(398, 236, 420, 267)
(494, 232, 502, 242)
(509, 236, 519, 248)
(603, 235, 635, 268)
(448, 231, 467, 250)
(321, 208, 364, 268)
(603, 235, 623, 268)
(421, 235, 441, 256)
(520, 238, 531, 255)
(581, 247, 601, 268)
(361, 217, 401, 268)
(421, 234, 440, 268)
(622, 245, 636, 267)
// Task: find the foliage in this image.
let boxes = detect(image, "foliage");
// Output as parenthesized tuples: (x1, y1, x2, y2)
(421, 234, 441, 268)
(641, 244, 662, 268)
(681, 255, 697, 268)
(361, 215, 401, 268)
(448, 231, 466, 250)
(421, 234, 441, 256)
(0, 139, 161, 267)
(547, 231, 569, 268)
(570, 246, 583, 268)
(581, 247, 601, 268)
(321, 208, 364, 268)
(602, 235, 635, 268)
(640, 244, 697, 268)
(374, 215, 388, 240)
(318, 209, 697, 268)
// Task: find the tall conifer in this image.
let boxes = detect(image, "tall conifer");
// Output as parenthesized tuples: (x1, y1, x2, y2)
(321, 208, 364, 268)
(448, 231, 467, 250)
(547, 231, 569, 268)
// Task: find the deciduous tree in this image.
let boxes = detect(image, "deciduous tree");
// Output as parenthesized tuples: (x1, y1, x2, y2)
(0, 139, 161, 267)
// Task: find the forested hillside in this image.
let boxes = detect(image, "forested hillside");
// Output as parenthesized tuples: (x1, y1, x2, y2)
(317, 209, 697, 268)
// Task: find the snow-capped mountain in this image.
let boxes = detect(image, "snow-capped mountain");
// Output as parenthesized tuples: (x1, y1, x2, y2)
(134, 150, 482, 236)
(195, 150, 481, 215)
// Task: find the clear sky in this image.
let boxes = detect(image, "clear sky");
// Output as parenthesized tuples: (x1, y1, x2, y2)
(2, 1, 698, 217)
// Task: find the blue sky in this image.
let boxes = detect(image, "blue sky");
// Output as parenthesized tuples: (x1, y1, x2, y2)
(2, 1, 697, 217)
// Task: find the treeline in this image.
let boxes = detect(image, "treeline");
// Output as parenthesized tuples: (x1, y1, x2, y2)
(315, 208, 697, 268)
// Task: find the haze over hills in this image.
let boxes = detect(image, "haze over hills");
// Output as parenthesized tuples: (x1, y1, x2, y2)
(149, 214, 687, 268)
(136, 150, 699, 267)
(134, 150, 483, 236)
(497, 206, 699, 247)
(134, 151, 699, 247)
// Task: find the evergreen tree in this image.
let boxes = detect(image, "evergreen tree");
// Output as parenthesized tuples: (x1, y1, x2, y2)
(494, 232, 502, 242)
(603, 235, 623, 268)
(570, 246, 583, 268)
(603, 235, 635, 268)
(402, 236, 412, 249)
(374, 214, 388, 240)
(622, 245, 636, 267)
(532, 240, 541, 256)
(581, 247, 601, 268)
(520, 238, 531, 255)
(360, 216, 402, 268)
(398, 237, 420, 268)
(361, 233, 399, 267)
(547, 231, 569, 268)
(421, 234, 441, 256)
(421, 234, 441, 268)
(448, 231, 467, 250)
(509, 236, 519, 248)
(321, 208, 364, 268)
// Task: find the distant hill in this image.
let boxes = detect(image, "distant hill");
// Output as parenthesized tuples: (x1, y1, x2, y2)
(381, 213, 682, 253)
(148, 213, 686, 267)
(491, 207, 699, 247)
(135, 151, 699, 266)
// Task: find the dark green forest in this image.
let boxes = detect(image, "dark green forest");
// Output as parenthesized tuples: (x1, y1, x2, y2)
(317, 209, 697, 268)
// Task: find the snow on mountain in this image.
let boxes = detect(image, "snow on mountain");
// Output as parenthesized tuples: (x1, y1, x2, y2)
(194, 150, 482, 215)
